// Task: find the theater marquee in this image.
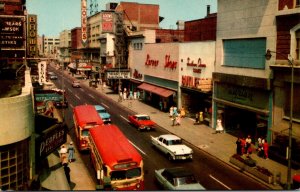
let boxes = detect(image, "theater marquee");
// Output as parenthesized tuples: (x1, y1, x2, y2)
(0, 15, 26, 49)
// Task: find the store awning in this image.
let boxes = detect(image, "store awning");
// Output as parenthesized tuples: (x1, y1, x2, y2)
(137, 83, 175, 98)
(67, 63, 92, 71)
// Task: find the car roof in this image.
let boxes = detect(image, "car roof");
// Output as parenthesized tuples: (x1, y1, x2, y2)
(135, 114, 149, 117)
(159, 134, 181, 140)
(94, 105, 105, 110)
(164, 167, 194, 178)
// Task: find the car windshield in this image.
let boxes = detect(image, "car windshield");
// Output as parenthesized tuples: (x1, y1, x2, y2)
(97, 109, 107, 113)
(81, 130, 89, 137)
(110, 168, 141, 181)
(174, 175, 197, 186)
(138, 116, 150, 120)
(168, 139, 182, 145)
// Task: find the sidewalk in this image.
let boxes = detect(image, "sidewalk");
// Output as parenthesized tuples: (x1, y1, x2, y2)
(82, 80, 298, 190)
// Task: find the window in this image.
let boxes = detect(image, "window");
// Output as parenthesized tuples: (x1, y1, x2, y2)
(223, 38, 266, 69)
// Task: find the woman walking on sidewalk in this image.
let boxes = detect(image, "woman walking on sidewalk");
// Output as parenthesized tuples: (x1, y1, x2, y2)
(68, 142, 75, 163)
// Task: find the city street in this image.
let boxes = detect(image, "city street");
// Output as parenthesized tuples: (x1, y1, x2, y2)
(43, 64, 271, 190)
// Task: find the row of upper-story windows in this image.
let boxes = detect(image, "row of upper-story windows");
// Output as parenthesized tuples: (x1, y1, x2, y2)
(133, 43, 143, 50)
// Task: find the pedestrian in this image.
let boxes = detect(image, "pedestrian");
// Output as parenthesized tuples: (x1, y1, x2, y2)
(236, 137, 242, 155)
(263, 139, 269, 159)
(215, 118, 224, 133)
(169, 106, 174, 117)
(241, 137, 246, 154)
(163, 100, 167, 112)
(68, 141, 75, 163)
(194, 112, 199, 124)
(175, 115, 181, 126)
(129, 90, 133, 100)
(199, 111, 204, 124)
(171, 114, 176, 126)
(245, 135, 252, 156)
(159, 100, 163, 111)
(59, 145, 68, 165)
(173, 107, 178, 116)
(63, 163, 71, 184)
(180, 107, 186, 118)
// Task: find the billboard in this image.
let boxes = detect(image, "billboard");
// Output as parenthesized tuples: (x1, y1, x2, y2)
(102, 12, 114, 33)
(0, 15, 26, 49)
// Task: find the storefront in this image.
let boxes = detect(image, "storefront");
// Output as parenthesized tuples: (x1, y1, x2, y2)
(137, 76, 177, 111)
(213, 73, 272, 140)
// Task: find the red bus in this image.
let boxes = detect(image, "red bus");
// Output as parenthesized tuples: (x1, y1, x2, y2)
(73, 105, 103, 151)
(89, 124, 144, 190)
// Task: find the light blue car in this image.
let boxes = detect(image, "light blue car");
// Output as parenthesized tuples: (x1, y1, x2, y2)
(94, 105, 111, 124)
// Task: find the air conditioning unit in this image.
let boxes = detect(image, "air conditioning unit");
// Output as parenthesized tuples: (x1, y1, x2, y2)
(106, 2, 117, 10)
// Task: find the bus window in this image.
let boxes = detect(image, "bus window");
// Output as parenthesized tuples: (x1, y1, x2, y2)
(111, 170, 126, 180)
(126, 168, 141, 179)
(82, 129, 89, 137)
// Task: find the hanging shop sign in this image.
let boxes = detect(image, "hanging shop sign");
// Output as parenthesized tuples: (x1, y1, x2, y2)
(27, 15, 38, 57)
(107, 71, 130, 79)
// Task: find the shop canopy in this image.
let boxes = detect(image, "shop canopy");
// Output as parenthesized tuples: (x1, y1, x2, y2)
(138, 83, 175, 98)
(68, 63, 92, 71)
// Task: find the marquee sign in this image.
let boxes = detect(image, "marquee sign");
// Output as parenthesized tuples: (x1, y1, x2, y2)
(81, 0, 87, 46)
(102, 12, 114, 32)
(28, 15, 38, 57)
(107, 71, 130, 79)
(0, 16, 25, 48)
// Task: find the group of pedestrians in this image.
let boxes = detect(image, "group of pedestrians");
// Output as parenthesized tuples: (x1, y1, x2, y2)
(59, 142, 76, 184)
(119, 88, 141, 101)
(169, 106, 185, 126)
(235, 135, 269, 159)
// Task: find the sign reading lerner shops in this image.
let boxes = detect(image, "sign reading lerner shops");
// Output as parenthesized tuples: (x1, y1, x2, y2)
(36, 124, 67, 159)
(0, 16, 25, 48)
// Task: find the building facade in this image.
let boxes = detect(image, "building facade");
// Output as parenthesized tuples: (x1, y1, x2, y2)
(213, 0, 276, 141)
(58, 30, 71, 68)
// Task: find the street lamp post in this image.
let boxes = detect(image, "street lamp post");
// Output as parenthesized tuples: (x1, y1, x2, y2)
(265, 49, 294, 189)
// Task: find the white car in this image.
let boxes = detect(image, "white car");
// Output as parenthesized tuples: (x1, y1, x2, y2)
(151, 134, 193, 161)
(155, 167, 205, 190)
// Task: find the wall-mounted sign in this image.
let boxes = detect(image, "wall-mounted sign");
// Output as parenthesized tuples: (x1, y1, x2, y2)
(133, 69, 143, 79)
(182, 75, 212, 92)
(36, 124, 67, 159)
(0, 16, 25, 48)
(164, 55, 177, 70)
(145, 54, 159, 66)
(102, 12, 114, 32)
(186, 57, 206, 73)
(81, 0, 87, 46)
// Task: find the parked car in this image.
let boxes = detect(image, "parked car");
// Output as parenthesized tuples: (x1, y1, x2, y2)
(151, 134, 193, 160)
(50, 75, 58, 80)
(72, 80, 81, 88)
(94, 105, 111, 124)
(128, 114, 156, 131)
(155, 167, 205, 190)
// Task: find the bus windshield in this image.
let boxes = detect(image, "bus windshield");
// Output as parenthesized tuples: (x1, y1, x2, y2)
(110, 168, 141, 181)
(82, 129, 89, 137)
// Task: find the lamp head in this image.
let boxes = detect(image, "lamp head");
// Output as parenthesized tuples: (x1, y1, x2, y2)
(265, 49, 272, 60)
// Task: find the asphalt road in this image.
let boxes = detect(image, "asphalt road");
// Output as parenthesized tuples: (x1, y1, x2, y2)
(49, 65, 268, 190)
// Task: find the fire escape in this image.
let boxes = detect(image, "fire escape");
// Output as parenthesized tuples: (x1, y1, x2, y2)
(114, 11, 128, 69)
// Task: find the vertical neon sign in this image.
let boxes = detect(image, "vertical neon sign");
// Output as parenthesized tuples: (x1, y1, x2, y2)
(81, 0, 87, 47)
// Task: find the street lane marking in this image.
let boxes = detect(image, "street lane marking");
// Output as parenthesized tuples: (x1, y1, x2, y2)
(209, 174, 231, 190)
(120, 115, 129, 122)
(101, 103, 110, 109)
(128, 140, 147, 156)
(89, 94, 95, 99)
(75, 94, 81, 100)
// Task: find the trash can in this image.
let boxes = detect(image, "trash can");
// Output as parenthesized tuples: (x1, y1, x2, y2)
(293, 174, 300, 189)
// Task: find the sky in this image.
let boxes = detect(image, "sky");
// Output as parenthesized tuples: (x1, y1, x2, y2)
(26, 0, 217, 37)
